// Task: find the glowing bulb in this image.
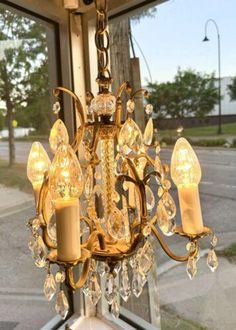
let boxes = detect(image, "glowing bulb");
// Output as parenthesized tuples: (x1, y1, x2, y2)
(171, 138, 203, 235)
(27, 142, 51, 189)
(49, 119, 69, 154)
(171, 137, 201, 187)
(49, 144, 83, 202)
(49, 144, 83, 262)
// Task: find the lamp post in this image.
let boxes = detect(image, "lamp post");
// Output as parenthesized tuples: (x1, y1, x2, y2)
(203, 19, 222, 135)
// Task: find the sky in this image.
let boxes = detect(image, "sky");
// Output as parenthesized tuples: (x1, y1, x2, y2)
(131, 0, 236, 84)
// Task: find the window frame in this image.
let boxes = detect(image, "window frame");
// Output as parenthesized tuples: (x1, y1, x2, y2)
(0, 0, 79, 328)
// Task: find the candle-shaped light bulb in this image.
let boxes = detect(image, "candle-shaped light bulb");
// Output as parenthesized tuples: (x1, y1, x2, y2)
(49, 144, 83, 261)
(171, 138, 203, 234)
(49, 119, 69, 154)
(27, 142, 51, 203)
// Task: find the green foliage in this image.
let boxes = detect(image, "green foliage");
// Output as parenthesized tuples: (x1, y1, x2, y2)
(228, 77, 236, 101)
(131, 6, 157, 24)
(148, 68, 218, 118)
(0, 7, 51, 132)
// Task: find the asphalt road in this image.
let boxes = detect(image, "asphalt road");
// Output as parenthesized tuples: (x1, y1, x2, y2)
(0, 142, 236, 329)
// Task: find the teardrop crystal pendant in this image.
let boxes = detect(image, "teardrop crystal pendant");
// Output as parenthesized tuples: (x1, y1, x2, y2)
(105, 273, 116, 304)
(49, 119, 69, 153)
(145, 185, 155, 212)
(157, 201, 176, 236)
(55, 290, 69, 320)
(32, 236, 47, 268)
(118, 118, 143, 157)
(119, 260, 131, 302)
(161, 192, 176, 219)
(44, 274, 57, 301)
(186, 257, 197, 280)
(107, 206, 130, 241)
(207, 249, 218, 272)
(87, 273, 102, 305)
(143, 117, 153, 146)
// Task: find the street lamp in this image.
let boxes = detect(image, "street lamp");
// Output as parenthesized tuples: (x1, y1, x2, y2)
(202, 19, 222, 135)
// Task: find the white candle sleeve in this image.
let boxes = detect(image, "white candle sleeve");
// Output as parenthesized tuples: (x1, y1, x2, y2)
(55, 200, 81, 261)
(178, 185, 204, 235)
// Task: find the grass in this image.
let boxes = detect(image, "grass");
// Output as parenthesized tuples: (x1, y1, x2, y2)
(0, 160, 31, 193)
(217, 242, 236, 264)
(159, 122, 236, 138)
(161, 306, 207, 330)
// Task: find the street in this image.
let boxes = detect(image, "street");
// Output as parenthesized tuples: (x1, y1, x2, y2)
(0, 141, 236, 329)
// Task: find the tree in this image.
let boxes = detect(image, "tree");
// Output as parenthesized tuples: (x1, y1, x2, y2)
(228, 77, 236, 102)
(148, 68, 218, 119)
(0, 7, 50, 166)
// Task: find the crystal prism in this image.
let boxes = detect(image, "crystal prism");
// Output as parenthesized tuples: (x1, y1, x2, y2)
(55, 290, 69, 320)
(31, 217, 41, 232)
(44, 274, 56, 301)
(136, 241, 154, 275)
(132, 269, 144, 298)
(186, 257, 197, 280)
(111, 296, 120, 318)
(107, 206, 130, 241)
(84, 165, 93, 199)
(118, 118, 143, 157)
(55, 271, 66, 283)
(28, 235, 35, 251)
(143, 117, 153, 146)
(145, 185, 155, 212)
(119, 261, 131, 302)
(211, 234, 218, 248)
(49, 119, 69, 153)
(88, 273, 102, 305)
(127, 99, 135, 113)
(98, 262, 109, 278)
(207, 249, 218, 272)
(105, 273, 116, 304)
(32, 236, 47, 268)
(145, 104, 153, 115)
(52, 101, 61, 114)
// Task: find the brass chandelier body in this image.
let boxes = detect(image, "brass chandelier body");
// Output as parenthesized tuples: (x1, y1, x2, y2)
(27, 0, 218, 320)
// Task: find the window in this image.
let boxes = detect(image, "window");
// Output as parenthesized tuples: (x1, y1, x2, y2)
(0, 1, 74, 329)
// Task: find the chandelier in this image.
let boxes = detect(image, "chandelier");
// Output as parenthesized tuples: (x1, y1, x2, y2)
(26, 0, 218, 321)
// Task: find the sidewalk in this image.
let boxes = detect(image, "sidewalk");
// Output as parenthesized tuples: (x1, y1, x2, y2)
(0, 184, 34, 217)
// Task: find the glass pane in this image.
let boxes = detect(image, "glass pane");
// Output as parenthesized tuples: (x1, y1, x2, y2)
(109, 0, 236, 329)
(0, 4, 61, 329)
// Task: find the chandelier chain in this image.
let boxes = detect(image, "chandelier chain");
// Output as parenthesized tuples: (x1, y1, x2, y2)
(95, 0, 112, 89)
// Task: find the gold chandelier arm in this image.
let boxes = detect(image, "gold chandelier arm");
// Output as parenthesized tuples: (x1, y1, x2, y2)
(150, 224, 191, 262)
(116, 81, 132, 99)
(143, 171, 161, 185)
(67, 258, 90, 290)
(131, 88, 149, 100)
(85, 230, 106, 251)
(53, 86, 87, 148)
